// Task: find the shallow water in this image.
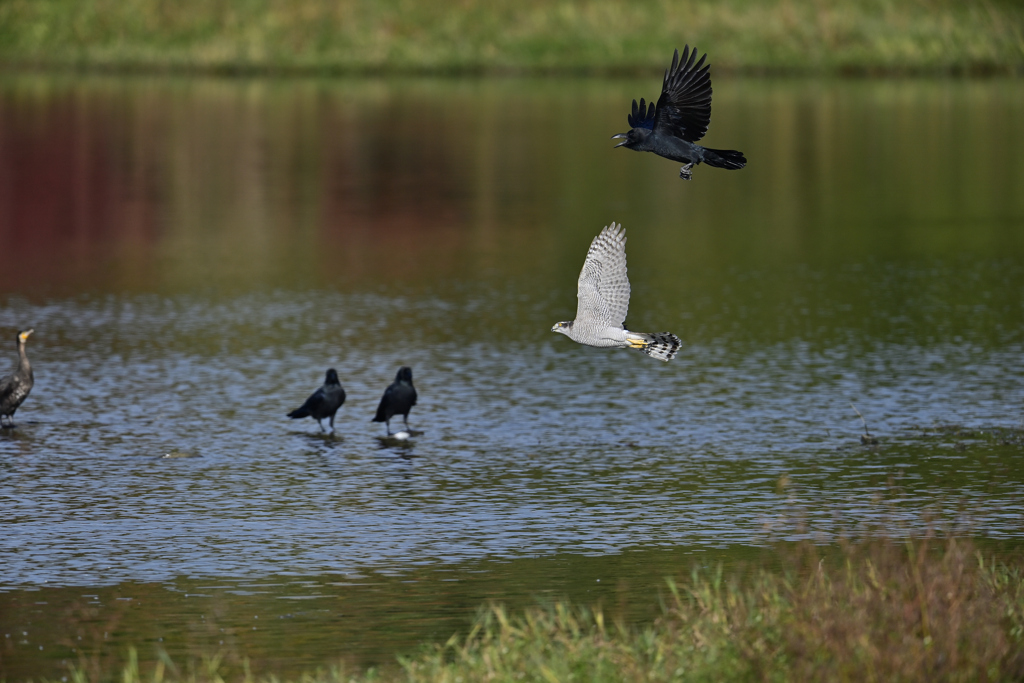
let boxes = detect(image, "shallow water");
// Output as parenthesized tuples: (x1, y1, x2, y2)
(1, 75, 1024, 679)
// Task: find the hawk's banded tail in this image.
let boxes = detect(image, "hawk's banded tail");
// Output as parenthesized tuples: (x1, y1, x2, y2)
(626, 332, 682, 362)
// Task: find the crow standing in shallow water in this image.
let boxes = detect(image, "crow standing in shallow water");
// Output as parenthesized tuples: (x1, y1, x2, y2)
(0, 329, 34, 429)
(373, 366, 417, 435)
(612, 46, 746, 181)
(287, 368, 346, 432)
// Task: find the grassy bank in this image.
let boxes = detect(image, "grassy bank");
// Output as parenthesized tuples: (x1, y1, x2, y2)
(1, 0, 1023, 76)
(63, 538, 1024, 683)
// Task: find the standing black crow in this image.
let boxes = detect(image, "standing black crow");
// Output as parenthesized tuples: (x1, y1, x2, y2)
(612, 46, 746, 180)
(372, 366, 417, 435)
(287, 368, 346, 432)
(0, 329, 34, 429)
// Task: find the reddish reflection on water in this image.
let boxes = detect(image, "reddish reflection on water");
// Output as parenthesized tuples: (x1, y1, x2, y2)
(4, 76, 1024, 301)
(0, 86, 155, 290)
(0, 78, 541, 295)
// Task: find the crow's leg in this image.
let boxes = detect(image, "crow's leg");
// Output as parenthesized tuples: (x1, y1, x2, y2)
(385, 418, 392, 436)
(402, 414, 410, 430)
(317, 418, 325, 433)
(679, 163, 693, 180)
(329, 414, 335, 432)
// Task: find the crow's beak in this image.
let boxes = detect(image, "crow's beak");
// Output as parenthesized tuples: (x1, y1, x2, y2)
(611, 133, 628, 147)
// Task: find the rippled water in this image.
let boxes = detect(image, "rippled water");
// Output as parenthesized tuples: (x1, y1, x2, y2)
(1, 75, 1024, 678)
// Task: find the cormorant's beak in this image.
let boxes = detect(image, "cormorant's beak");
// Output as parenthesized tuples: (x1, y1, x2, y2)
(611, 133, 629, 148)
(20, 329, 34, 341)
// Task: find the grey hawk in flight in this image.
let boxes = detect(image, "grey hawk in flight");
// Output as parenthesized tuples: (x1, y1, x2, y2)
(551, 223, 681, 362)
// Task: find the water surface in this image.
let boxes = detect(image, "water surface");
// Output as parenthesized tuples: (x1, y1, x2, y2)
(1, 75, 1023, 679)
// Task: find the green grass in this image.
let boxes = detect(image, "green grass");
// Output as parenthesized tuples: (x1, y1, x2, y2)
(61, 537, 1024, 683)
(1, 0, 1023, 75)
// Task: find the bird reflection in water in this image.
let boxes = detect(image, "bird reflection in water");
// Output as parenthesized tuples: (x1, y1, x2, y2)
(375, 429, 424, 454)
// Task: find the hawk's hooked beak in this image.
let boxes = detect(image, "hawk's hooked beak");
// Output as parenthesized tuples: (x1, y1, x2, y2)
(611, 133, 629, 148)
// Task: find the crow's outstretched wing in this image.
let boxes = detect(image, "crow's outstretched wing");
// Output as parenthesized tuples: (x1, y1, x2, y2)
(627, 98, 657, 130)
(652, 46, 713, 142)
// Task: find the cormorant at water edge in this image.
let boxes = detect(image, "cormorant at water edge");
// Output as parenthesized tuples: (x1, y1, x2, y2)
(287, 368, 346, 432)
(0, 329, 35, 429)
(372, 366, 417, 435)
(611, 46, 746, 181)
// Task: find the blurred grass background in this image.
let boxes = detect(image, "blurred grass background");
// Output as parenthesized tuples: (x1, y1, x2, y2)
(0, 0, 1022, 75)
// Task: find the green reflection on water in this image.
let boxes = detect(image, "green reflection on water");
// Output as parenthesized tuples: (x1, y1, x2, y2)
(0, 545, 768, 679)
(2, 75, 1023, 292)
(2, 75, 1023, 354)
(3, 534, 1020, 681)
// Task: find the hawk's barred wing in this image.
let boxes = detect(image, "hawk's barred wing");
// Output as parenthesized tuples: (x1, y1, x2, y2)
(576, 222, 631, 330)
(652, 46, 713, 143)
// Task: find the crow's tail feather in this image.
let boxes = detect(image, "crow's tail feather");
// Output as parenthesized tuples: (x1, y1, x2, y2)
(703, 148, 746, 170)
(287, 406, 310, 419)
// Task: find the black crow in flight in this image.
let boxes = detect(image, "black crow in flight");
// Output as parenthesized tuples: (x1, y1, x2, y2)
(612, 46, 746, 181)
